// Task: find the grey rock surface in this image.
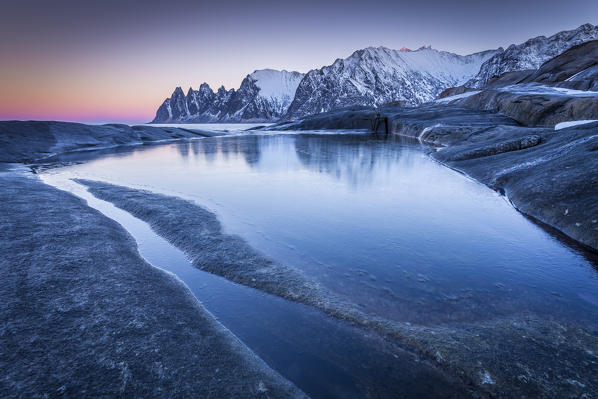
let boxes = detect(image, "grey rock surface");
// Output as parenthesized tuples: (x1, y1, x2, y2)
(0, 171, 305, 398)
(453, 88, 598, 127)
(0, 121, 203, 163)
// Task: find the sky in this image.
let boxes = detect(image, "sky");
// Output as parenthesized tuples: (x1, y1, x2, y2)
(1, 0, 596, 123)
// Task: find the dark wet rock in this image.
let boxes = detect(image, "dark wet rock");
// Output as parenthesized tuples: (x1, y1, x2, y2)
(269, 106, 379, 131)
(446, 134, 541, 161)
(453, 89, 598, 127)
(269, 104, 517, 134)
(0, 121, 202, 163)
(0, 171, 305, 398)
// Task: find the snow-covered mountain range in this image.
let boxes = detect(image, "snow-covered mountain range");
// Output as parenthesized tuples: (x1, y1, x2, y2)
(283, 46, 496, 119)
(152, 69, 303, 123)
(152, 23, 597, 123)
(466, 23, 598, 88)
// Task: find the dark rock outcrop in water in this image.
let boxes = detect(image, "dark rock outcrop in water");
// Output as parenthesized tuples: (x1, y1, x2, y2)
(0, 171, 305, 398)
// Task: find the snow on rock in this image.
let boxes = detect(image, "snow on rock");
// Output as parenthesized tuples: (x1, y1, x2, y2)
(434, 90, 481, 103)
(555, 120, 598, 130)
(497, 84, 598, 97)
(467, 23, 598, 88)
(284, 46, 497, 119)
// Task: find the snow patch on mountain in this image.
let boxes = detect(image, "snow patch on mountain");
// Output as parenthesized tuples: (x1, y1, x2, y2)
(248, 69, 303, 115)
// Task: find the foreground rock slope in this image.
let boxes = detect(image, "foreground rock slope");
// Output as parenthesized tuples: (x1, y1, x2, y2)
(0, 170, 305, 398)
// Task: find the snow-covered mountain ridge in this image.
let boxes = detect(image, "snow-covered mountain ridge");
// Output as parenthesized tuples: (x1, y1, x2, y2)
(152, 69, 303, 123)
(152, 23, 597, 122)
(283, 46, 496, 119)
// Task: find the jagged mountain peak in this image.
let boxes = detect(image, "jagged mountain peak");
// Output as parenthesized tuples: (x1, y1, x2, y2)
(152, 69, 305, 123)
(172, 86, 184, 97)
(199, 82, 211, 91)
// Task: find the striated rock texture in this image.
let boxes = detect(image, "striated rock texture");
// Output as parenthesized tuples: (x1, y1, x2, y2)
(0, 172, 305, 398)
(467, 23, 598, 88)
(283, 46, 496, 119)
(152, 69, 304, 123)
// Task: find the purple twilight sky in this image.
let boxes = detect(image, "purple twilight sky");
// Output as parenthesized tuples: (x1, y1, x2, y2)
(1, 0, 596, 123)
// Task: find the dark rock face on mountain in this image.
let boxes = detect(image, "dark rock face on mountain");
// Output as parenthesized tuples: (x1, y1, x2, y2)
(283, 46, 496, 120)
(467, 23, 598, 88)
(524, 40, 598, 91)
(152, 70, 304, 123)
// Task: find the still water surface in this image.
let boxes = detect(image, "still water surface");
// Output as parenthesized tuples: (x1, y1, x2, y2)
(41, 132, 598, 396)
